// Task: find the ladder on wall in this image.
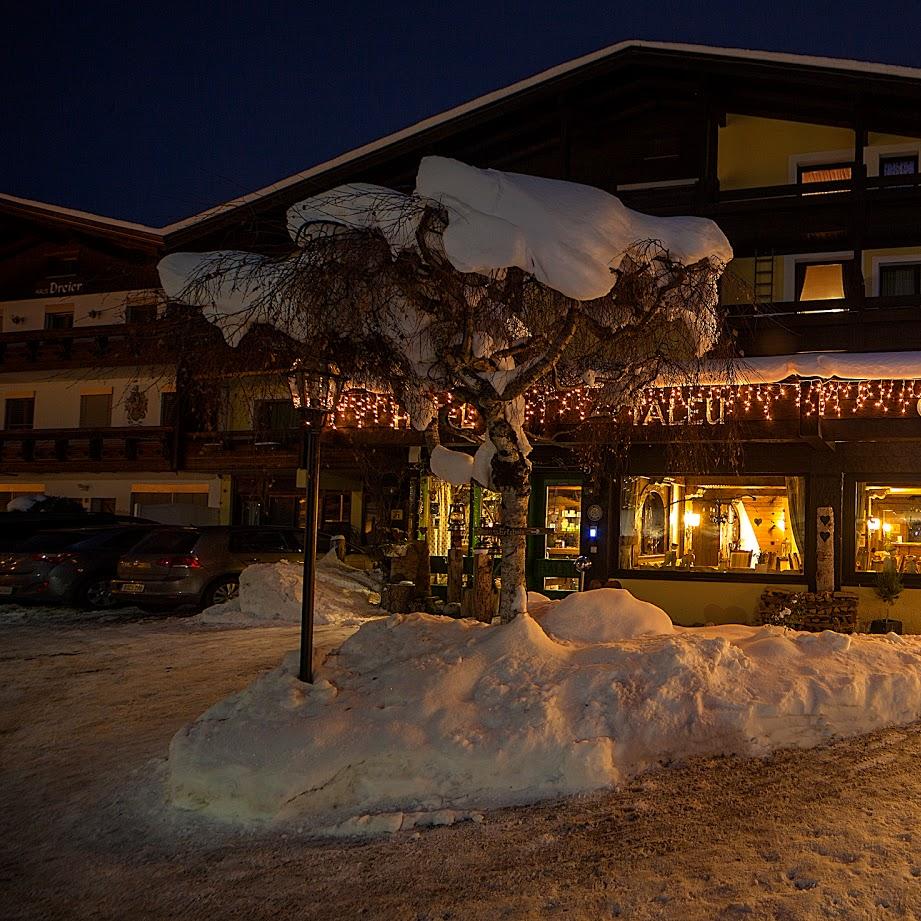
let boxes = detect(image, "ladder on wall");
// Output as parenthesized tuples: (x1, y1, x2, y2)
(753, 252, 775, 304)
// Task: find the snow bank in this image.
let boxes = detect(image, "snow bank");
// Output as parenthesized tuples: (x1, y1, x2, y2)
(537, 587, 674, 643)
(169, 588, 921, 835)
(6, 493, 47, 512)
(196, 550, 381, 627)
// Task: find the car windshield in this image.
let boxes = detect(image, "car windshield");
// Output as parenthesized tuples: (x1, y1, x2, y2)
(130, 529, 199, 555)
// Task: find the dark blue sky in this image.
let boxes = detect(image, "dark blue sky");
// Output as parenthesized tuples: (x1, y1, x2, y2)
(5, 1, 921, 226)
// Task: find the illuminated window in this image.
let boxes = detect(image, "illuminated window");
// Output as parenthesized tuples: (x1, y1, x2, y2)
(856, 483, 921, 575)
(545, 485, 581, 560)
(620, 476, 804, 575)
(798, 162, 852, 191)
(796, 262, 847, 301)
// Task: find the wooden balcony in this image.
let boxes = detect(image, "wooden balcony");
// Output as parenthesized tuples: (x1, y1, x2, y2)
(0, 426, 175, 473)
(725, 294, 921, 356)
(618, 174, 921, 251)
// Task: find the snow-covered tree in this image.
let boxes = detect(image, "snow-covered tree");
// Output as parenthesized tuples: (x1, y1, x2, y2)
(160, 157, 732, 622)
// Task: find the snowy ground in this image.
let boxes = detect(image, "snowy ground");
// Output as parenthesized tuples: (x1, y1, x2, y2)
(5, 613, 921, 919)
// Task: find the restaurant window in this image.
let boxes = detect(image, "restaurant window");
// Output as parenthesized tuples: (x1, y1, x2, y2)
(855, 483, 921, 575)
(879, 263, 921, 297)
(797, 162, 852, 192)
(44, 308, 74, 330)
(620, 476, 805, 575)
(4, 397, 35, 430)
(795, 261, 848, 302)
(79, 393, 112, 428)
(880, 154, 919, 177)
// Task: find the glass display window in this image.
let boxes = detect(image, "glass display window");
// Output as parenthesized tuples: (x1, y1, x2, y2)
(620, 475, 805, 575)
(545, 484, 582, 559)
(855, 483, 921, 575)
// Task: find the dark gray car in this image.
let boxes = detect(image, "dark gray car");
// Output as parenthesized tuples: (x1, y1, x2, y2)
(0, 526, 159, 609)
(111, 526, 304, 610)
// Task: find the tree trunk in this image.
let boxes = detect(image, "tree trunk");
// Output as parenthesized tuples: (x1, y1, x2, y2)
(482, 398, 532, 623)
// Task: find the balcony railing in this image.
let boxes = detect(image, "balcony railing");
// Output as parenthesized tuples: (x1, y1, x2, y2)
(0, 426, 174, 471)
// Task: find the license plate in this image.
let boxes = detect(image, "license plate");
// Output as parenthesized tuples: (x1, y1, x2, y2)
(121, 583, 145, 594)
(0, 586, 13, 595)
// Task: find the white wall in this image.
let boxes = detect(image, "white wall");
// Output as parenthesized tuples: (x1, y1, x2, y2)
(0, 369, 174, 428)
(0, 288, 160, 331)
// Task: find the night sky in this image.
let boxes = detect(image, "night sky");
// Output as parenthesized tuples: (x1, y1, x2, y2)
(5, 1, 921, 227)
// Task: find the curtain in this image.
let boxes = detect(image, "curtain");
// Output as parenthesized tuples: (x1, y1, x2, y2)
(785, 477, 806, 563)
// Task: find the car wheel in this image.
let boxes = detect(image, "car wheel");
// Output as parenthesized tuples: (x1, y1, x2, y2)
(78, 578, 117, 610)
(203, 576, 240, 609)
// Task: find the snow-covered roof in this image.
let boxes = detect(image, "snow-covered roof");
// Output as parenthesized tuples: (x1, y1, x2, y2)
(7, 40, 921, 238)
(160, 40, 921, 235)
(0, 191, 161, 238)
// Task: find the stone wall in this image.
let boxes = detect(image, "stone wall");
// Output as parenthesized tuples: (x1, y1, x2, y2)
(757, 589, 858, 633)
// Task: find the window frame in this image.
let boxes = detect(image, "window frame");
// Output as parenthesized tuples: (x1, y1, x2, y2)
(878, 262, 921, 298)
(4, 396, 35, 431)
(44, 309, 74, 330)
(612, 473, 810, 585)
(79, 392, 113, 429)
(844, 474, 921, 588)
(879, 153, 919, 177)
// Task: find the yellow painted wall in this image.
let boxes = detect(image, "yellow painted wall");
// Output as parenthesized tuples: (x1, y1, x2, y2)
(619, 578, 808, 626)
(718, 115, 854, 190)
(853, 586, 921, 634)
(722, 256, 785, 304)
(620, 579, 921, 634)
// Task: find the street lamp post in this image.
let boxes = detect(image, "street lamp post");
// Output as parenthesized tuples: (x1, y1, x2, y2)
(288, 362, 341, 683)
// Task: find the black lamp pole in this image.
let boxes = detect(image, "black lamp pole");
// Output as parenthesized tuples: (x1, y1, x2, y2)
(298, 417, 322, 683)
(289, 362, 340, 684)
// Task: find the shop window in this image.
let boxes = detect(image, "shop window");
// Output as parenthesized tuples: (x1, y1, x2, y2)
(798, 162, 852, 192)
(620, 476, 805, 575)
(879, 263, 921, 297)
(44, 309, 74, 330)
(880, 154, 918, 177)
(795, 262, 847, 301)
(545, 485, 582, 560)
(855, 483, 921, 575)
(79, 393, 112, 428)
(4, 397, 34, 430)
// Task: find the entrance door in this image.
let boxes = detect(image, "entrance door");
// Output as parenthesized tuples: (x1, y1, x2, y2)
(527, 475, 583, 595)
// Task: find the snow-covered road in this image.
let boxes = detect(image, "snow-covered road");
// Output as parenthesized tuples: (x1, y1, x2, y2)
(5, 615, 921, 920)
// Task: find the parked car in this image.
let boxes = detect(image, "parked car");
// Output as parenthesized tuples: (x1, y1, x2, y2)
(0, 512, 154, 551)
(111, 526, 305, 610)
(0, 525, 160, 608)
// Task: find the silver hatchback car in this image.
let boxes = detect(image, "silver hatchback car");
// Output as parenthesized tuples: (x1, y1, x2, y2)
(111, 526, 304, 610)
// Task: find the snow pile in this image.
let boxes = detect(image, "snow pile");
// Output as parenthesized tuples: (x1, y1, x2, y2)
(5, 494, 47, 512)
(168, 590, 921, 836)
(538, 587, 674, 643)
(196, 550, 381, 627)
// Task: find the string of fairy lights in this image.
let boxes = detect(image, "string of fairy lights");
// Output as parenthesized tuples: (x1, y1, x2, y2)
(325, 380, 921, 430)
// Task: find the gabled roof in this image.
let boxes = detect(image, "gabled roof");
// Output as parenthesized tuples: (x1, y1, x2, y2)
(7, 40, 921, 241)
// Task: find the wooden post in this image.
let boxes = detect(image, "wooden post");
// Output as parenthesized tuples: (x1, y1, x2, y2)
(816, 506, 835, 593)
(447, 547, 464, 604)
(462, 549, 496, 622)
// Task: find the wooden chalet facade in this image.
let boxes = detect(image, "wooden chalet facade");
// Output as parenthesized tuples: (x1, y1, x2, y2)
(6, 41, 921, 625)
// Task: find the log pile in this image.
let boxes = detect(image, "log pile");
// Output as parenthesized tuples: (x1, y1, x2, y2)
(756, 589, 858, 633)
